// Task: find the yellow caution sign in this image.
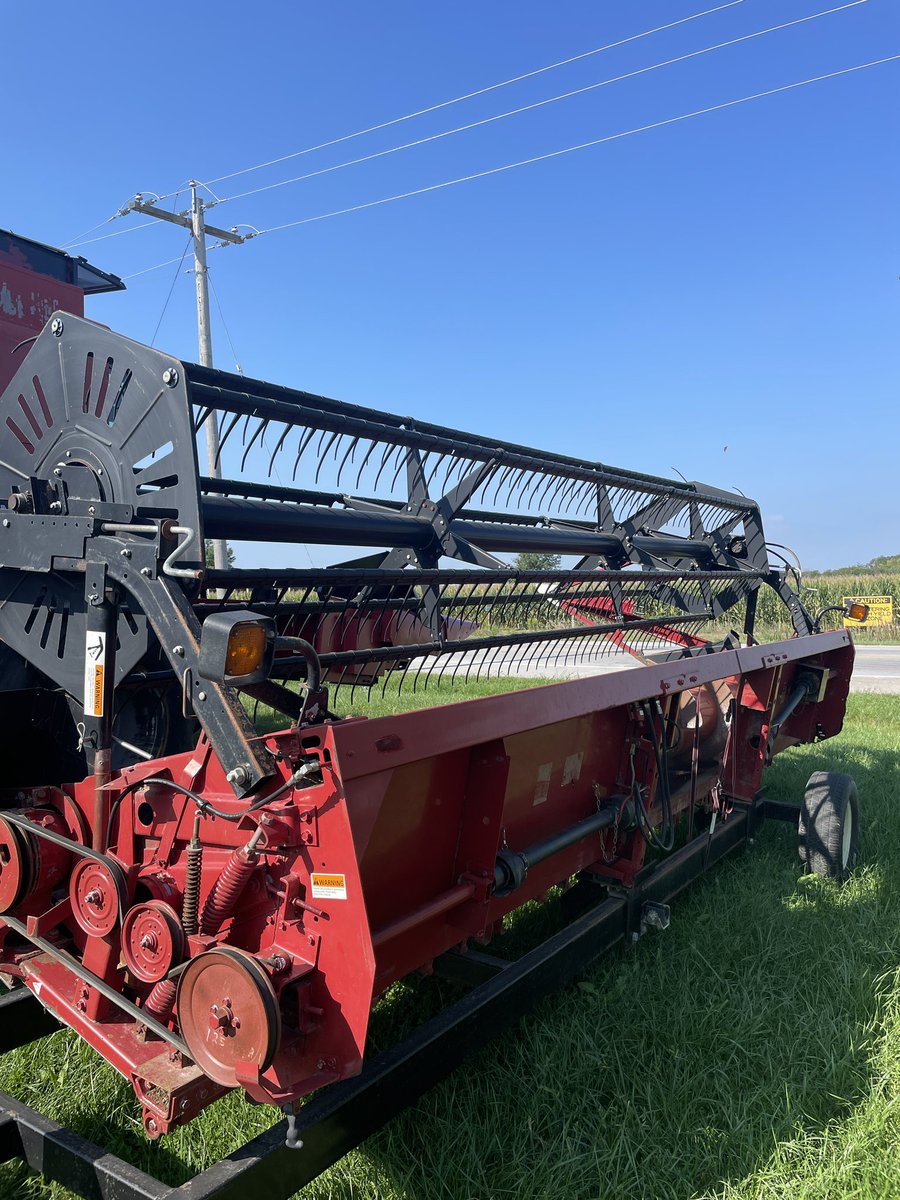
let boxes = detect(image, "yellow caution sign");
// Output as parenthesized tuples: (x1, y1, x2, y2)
(310, 872, 347, 900)
(844, 595, 894, 628)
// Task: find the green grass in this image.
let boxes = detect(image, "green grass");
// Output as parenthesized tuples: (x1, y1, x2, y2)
(333, 672, 554, 717)
(1, 694, 899, 1199)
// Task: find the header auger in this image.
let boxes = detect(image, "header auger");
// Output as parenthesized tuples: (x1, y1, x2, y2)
(0, 313, 859, 1197)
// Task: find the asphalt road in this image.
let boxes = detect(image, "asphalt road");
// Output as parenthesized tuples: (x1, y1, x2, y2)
(848, 645, 900, 694)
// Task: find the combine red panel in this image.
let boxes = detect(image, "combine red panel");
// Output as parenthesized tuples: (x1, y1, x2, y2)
(0, 261, 84, 386)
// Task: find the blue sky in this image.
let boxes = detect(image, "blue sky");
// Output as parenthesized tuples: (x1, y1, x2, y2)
(6, 0, 898, 569)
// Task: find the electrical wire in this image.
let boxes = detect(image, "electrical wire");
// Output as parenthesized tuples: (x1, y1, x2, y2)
(149, 234, 192, 347)
(63, 181, 192, 249)
(60, 214, 120, 251)
(61, 191, 160, 249)
(635, 701, 676, 852)
(124, 254, 191, 280)
(68, 218, 159, 250)
(105, 769, 301, 847)
(207, 268, 244, 373)
(251, 54, 900, 239)
(212, 1, 867, 210)
(66, 186, 189, 251)
(124, 53, 900, 282)
(170, 1, 746, 201)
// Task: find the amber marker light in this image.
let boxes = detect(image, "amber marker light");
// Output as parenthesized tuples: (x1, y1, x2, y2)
(845, 602, 869, 623)
(198, 610, 276, 685)
(225, 622, 268, 678)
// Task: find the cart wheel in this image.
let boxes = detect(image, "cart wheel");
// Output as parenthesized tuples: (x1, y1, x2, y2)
(798, 771, 859, 882)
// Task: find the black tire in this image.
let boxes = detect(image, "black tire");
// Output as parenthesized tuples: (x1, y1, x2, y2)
(798, 771, 859, 882)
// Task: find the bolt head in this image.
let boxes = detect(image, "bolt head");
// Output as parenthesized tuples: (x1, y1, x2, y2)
(51, 318, 64, 336)
(197, 690, 207, 702)
(172, 645, 185, 657)
(162, 368, 179, 387)
(2, 520, 9, 528)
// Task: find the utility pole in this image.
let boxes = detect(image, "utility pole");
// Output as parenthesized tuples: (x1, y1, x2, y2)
(126, 182, 245, 572)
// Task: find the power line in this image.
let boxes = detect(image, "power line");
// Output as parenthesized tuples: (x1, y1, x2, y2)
(212, 1, 866, 210)
(207, 269, 244, 374)
(124, 254, 191, 280)
(60, 214, 120, 251)
(68, 218, 161, 250)
(149, 234, 192, 346)
(251, 54, 900, 238)
(173, 1, 746, 199)
(65, 185, 190, 251)
(124, 52, 899, 282)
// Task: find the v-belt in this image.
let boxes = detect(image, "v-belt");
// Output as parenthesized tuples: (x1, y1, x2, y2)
(1, 811, 129, 923)
(0, 911, 190, 1056)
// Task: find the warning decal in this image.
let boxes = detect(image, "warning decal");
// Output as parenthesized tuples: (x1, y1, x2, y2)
(533, 762, 553, 806)
(83, 632, 107, 718)
(310, 872, 347, 900)
(843, 595, 894, 628)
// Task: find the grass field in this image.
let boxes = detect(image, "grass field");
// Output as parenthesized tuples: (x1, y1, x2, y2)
(1, 691, 899, 1199)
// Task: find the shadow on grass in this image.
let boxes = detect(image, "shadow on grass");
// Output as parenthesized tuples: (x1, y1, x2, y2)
(1, 704, 899, 1200)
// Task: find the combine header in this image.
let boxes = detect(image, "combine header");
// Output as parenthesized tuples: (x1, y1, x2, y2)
(0, 312, 860, 1197)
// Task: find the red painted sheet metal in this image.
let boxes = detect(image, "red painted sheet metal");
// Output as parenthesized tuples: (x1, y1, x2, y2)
(327, 631, 853, 993)
(0, 262, 84, 395)
(329, 630, 851, 781)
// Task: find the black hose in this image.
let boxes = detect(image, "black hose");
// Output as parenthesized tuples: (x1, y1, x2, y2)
(273, 637, 321, 692)
(105, 770, 299, 848)
(634, 701, 675, 853)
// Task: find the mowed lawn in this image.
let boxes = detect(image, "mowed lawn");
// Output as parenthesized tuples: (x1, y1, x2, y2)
(1, 690, 899, 1199)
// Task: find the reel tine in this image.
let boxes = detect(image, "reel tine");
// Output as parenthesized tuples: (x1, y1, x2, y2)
(193, 405, 212, 435)
(542, 471, 573, 515)
(372, 440, 397, 492)
(266, 422, 293, 476)
(488, 464, 514, 508)
(315, 430, 342, 485)
(335, 436, 362, 489)
(216, 411, 243, 466)
(291, 426, 319, 481)
(353, 438, 381, 491)
(425, 452, 449, 491)
(390, 445, 411, 494)
(240, 418, 270, 472)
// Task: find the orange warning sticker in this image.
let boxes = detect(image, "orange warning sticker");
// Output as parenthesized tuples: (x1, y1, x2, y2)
(83, 632, 107, 717)
(310, 872, 347, 900)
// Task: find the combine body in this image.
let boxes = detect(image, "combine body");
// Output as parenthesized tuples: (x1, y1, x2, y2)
(0, 312, 854, 1145)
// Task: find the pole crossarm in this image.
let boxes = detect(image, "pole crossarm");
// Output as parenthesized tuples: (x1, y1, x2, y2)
(126, 200, 245, 245)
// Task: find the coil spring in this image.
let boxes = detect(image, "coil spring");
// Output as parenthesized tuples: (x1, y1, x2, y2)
(144, 977, 177, 1023)
(200, 847, 255, 936)
(181, 840, 203, 936)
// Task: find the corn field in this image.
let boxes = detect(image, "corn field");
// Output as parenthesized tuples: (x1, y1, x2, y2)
(741, 573, 900, 642)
